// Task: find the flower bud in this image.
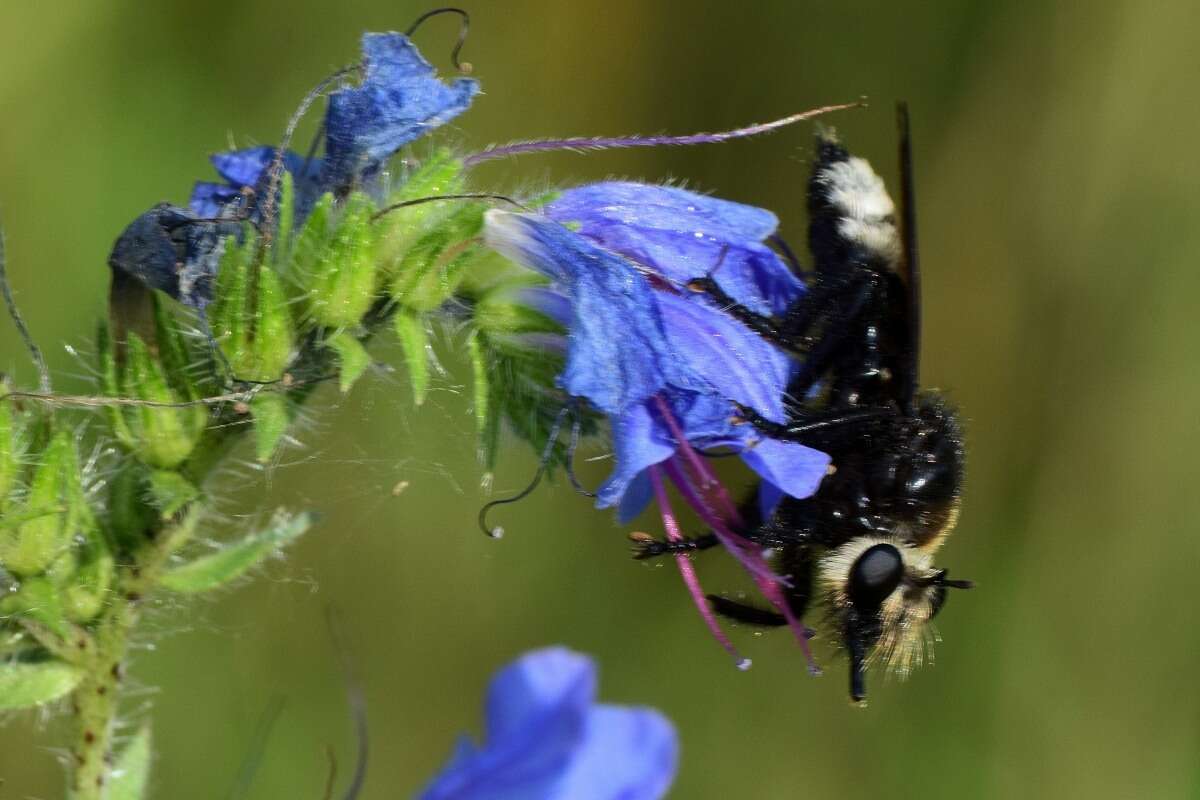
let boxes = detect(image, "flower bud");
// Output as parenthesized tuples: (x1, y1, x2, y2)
(293, 192, 377, 329)
(0, 432, 91, 577)
(209, 235, 295, 382)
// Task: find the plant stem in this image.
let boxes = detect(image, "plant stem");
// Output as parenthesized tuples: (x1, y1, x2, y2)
(68, 514, 186, 799)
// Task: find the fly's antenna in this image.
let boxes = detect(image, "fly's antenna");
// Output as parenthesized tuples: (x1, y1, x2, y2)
(462, 100, 866, 167)
(477, 406, 569, 538)
(404, 7, 473, 73)
(896, 101, 920, 413)
(0, 221, 51, 393)
(370, 192, 531, 223)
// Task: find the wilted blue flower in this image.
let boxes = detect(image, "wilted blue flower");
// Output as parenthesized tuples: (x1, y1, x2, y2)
(420, 647, 677, 800)
(112, 31, 478, 309)
(190, 32, 478, 221)
(321, 32, 479, 192)
(188, 145, 323, 219)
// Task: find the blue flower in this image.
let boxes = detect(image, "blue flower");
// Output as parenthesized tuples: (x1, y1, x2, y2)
(321, 32, 479, 193)
(545, 181, 803, 316)
(420, 647, 677, 800)
(484, 187, 833, 668)
(484, 201, 829, 521)
(188, 146, 322, 218)
(112, 30, 480, 309)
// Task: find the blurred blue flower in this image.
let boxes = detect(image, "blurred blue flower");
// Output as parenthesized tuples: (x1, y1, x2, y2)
(420, 647, 677, 800)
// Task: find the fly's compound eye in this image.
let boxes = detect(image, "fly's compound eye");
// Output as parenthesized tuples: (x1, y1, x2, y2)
(847, 543, 904, 607)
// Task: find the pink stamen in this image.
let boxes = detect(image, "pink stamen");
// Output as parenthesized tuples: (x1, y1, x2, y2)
(662, 457, 784, 586)
(649, 465, 750, 671)
(653, 396, 741, 524)
(658, 437, 822, 675)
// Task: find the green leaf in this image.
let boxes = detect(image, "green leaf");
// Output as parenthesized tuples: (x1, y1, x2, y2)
(108, 724, 152, 800)
(250, 393, 290, 463)
(301, 192, 377, 329)
(0, 660, 82, 709)
(146, 470, 200, 519)
(394, 312, 430, 405)
(160, 510, 314, 593)
(328, 331, 371, 394)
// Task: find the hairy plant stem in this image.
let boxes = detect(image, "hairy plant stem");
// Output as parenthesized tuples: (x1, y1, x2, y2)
(66, 286, 405, 795)
(69, 515, 186, 799)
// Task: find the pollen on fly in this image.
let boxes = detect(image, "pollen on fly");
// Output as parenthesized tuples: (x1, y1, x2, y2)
(635, 104, 974, 704)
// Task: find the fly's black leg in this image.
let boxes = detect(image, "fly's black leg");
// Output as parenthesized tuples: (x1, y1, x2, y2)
(706, 595, 787, 627)
(733, 404, 898, 445)
(629, 532, 719, 560)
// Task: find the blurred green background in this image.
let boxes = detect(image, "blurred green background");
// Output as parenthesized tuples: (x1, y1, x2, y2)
(2, 1, 1199, 797)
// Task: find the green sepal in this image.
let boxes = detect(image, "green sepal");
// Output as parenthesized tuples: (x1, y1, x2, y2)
(250, 392, 290, 463)
(296, 192, 377, 329)
(0, 384, 21, 510)
(123, 333, 205, 468)
(0, 577, 67, 635)
(374, 149, 465, 281)
(63, 543, 114, 623)
(146, 470, 201, 519)
(470, 330, 584, 471)
(272, 170, 296, 269)
(151, 295, 204, 399)
(328, 331, 371, 394)
(210, 236, 294, 383)
(106, 463, 157, 555)
(1, 432, 75, 576)
(96, 322, 137, 451)
(0, 660, 83, 710)
(389, 203, 486, 312)
(108, 723, 152, 800)
(394, 312, 430, 405)
(466, 331, 489, 436)
(160, 510, 314, 593)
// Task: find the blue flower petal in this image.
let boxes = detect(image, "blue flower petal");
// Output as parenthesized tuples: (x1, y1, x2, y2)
(554, 705, 678, 800)
(421, 648, 590, 800)
(655, 291, 790, 423)
(188, 182, 238, 218)
(596, 401, 676, 511)
(616, 470, 655, 523)
(322, 32, 479, 192)
(757, 480, 787, 520)
(546, 182, 802, 315)
(485, 211, 678, 413)
(484, 647, 595, 743)
(211, 145, 277, 187)
(420, 648, 677, 800)
(739, 437, 831, 501)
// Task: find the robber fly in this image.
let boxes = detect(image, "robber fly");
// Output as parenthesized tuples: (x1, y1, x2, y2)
(638, 104, 972, 703)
